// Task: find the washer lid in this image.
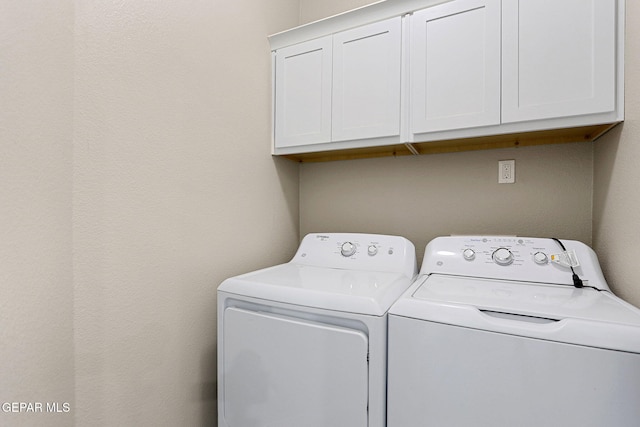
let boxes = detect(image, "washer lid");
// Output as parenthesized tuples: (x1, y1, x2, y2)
(218, 263, 413, 316)
(390, 274, 640, 352)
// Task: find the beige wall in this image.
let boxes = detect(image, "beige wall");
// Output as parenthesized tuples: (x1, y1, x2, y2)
(301, 144, 594, 264)
(3, 0, 299, 426)
(73, 0, 299, 425)
(0, 1, 75, 426)
(299, 0, 375, 23)
(593, 1, 640, 307)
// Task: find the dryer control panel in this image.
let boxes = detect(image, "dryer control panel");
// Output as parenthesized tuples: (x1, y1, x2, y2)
(420, 236, 609, 290)
(291, 233, 417, 278)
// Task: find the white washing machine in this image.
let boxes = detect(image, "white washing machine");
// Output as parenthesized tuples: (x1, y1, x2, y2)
(217, 233, 416, 427)
(388, 235, 640, 427)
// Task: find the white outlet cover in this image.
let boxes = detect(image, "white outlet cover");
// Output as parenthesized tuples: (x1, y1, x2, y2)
(498, 160, 515, 184)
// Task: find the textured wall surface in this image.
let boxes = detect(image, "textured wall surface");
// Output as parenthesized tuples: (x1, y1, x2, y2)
(73, 0, 299, 425)
(301, 144, 594, 265)
(299, 0, 375, 23)
(0, 1, 75, 426)
(2, 0, 299, 426)
(593, 1, 640, 307)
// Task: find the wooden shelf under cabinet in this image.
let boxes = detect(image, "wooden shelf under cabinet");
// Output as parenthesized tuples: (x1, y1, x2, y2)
(278, 123, 619, 163)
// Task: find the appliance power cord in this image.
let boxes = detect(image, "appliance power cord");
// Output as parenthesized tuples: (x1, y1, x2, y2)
(551, 238, 584, 288)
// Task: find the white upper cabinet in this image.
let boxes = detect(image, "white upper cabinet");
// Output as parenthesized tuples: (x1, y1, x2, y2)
(269, 0, 623, 160)
(502, 0, 617, 123)
(410, 0, 500, 134)
(274, 36, 332, 148)
(273, 17, 402, 151)
(332, 17, 402, 142)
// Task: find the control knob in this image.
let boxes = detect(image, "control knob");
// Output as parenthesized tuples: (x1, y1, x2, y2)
(534, 251, 548, 265)
(462, 248, 475, 261)
(492, 247, 514, 266)
(341, 242, 356, 257)
(367, 245, 378, 256)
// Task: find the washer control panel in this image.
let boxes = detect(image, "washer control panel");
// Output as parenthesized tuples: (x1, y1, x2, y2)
(452, 237, 559, 268)
(420, 236, 609, 290)
(292, 233, 417, 277)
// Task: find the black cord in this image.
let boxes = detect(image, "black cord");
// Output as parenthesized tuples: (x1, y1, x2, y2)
(551, 238, 583, 288)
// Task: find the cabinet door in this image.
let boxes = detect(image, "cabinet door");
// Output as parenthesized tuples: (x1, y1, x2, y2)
(410, 0, 500, 134)
(502, 0, 617, 123)
(274, 36, 332, 148)
(332, 17, 402, 142)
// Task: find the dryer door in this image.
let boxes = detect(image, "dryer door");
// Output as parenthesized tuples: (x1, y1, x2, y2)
(222, 307, 369, 427)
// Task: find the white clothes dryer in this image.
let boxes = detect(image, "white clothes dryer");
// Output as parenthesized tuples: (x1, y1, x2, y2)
(217, 233, 416, 427)
(387, 236, 640, 427)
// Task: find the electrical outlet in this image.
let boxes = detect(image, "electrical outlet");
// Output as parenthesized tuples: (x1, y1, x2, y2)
(498, 160, 515, 184)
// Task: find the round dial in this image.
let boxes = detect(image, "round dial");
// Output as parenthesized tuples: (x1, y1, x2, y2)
(462, 248, 475, 261)
(340, 242, 356, 257)
(534, 251, 548, 265)
(367, 245, 378, 256)
(492, 247, 514, 265)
